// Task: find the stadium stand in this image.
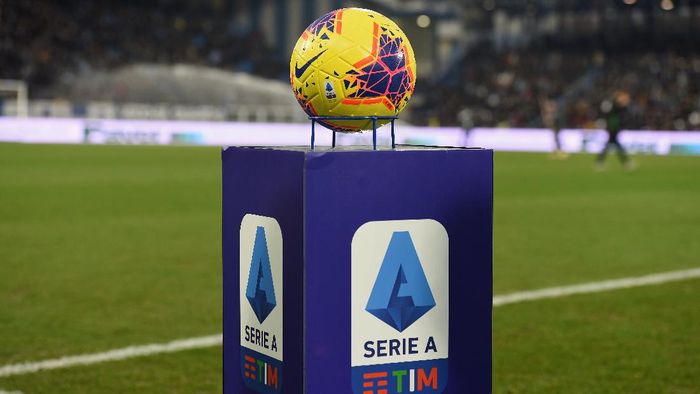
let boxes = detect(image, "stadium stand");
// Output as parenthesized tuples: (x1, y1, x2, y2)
(413, 44, 700, 130)
(0, 0, 698, 129)
(0, 0, 286, 96)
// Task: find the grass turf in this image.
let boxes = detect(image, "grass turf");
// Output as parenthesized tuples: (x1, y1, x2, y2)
(0, 144, 698, 393)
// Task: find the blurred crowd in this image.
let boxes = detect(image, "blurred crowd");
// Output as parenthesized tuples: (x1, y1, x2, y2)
(1, 0, 699, 130)
(415, 44, 700, 131)
(591, 51, 700, 130)
(0, 0, 285, 96)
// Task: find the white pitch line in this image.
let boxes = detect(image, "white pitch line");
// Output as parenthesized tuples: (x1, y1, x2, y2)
(0, 390, 24, 394)
(493, 267, 700, 307)
(0, 334, 221, 378)
(0, 268, 699, 378)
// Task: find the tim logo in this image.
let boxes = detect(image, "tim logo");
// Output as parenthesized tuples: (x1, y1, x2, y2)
(242, 353, 280, 391)
(240, 214, 283, 394)
(246, 226, 276, 323)
(362, 367, 439, 393)
(352, 220, 449, 394)
(366, 232, 436, 332)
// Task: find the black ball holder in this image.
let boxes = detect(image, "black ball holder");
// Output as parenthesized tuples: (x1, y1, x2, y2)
(309, 115, 399, 150)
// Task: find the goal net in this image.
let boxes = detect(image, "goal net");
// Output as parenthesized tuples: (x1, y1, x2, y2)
(0, 79, 28, 117)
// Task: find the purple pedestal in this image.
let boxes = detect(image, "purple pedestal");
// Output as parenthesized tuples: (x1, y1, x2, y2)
(223, 146, 493, 393)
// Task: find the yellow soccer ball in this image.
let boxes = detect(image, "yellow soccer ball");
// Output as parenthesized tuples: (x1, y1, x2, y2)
(290, 8, 417, 132)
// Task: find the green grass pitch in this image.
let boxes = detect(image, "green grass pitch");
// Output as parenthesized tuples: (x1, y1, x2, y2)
(0, 143, 698, 393)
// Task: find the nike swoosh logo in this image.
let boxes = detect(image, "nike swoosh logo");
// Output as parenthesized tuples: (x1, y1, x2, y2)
(295, 49, 327, 79)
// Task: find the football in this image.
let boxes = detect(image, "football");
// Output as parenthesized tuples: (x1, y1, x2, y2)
(290, 8, 417, 132)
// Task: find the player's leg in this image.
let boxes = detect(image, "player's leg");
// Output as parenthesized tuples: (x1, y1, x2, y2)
(596, 141, 611, 167)
(612, 139, 628, 163)
(553, 129, 568, 159)
(612, 138, 637, 170)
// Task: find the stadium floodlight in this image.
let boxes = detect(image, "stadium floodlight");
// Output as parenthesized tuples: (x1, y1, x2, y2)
(0, 79, 29, 118)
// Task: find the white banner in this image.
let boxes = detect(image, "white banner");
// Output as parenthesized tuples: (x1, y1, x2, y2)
(467, 128, 555, 152)
(0, 117, 467, 148)
(468, 128, 700, 156)
(0, 117, 84, 144)
(1, 118, 699, 155)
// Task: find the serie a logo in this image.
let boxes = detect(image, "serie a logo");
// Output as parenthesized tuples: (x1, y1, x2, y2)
(365, 231, 436, 332)
(352, 220, 449, 394)
(239, 214, 284, 394)
(246, 226, 277, 325)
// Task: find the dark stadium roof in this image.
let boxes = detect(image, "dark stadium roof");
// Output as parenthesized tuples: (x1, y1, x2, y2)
(366, 0, 700, 16)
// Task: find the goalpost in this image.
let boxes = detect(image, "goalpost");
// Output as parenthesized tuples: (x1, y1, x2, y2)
(0, 79, 29, 117)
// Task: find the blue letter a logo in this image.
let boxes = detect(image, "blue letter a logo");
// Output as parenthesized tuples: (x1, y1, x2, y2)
(245, 226, 277, 323)
(366, 231, 436, 332)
